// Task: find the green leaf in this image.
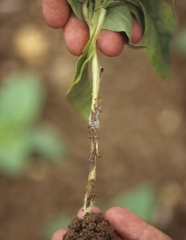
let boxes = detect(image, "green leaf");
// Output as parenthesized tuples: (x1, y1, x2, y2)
(66, 56, 92, 119)
(67, 0, 84, 20)
(102, 3, 144, 49)
(102, 4, 132, 37)
(112, 184, 158, 222)
(126, 2, 144, 29)
(140, 0, 176, 80)
(31, 127, 65, 162)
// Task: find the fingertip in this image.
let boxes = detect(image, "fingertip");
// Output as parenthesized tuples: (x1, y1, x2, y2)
(77, 208, 84, 219)
(42, 0, 70, 28)
(52, 229, 67, 240)
(104, 207, 148, 240)
(105, 206, 146, 226)
(63, 14, 89, 56)
(77, 206, 102, 219)
(104, 207, 131, 221)
(98, 30, 125, 57)
(131, 18, 143, 44)
(92, 206, 102, 214)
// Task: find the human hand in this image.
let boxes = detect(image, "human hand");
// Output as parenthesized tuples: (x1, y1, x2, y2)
(41, 0, 143, 57)
(52, 207, 172, 240)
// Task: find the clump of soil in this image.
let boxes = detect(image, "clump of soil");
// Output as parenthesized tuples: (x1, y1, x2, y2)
(63, 212, 122, 240)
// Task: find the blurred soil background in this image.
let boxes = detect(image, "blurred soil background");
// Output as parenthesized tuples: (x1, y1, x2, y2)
(0, 0, 186, 239)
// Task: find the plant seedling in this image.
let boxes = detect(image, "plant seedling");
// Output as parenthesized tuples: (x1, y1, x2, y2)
(62, 0, 176, 239)
(0, 74, 65, 176)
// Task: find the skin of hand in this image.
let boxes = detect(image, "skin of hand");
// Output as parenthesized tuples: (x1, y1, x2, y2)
(41, 0, 143, 56)
(52, 207, 172, 240)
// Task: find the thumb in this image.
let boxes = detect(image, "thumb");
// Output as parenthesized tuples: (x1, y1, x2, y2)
(104, 207, 172, 240)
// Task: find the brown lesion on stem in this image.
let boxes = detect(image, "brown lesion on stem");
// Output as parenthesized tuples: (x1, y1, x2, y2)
(83, 96, 101, 215)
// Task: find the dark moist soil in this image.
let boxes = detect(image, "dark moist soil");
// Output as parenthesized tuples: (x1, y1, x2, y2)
(63, 213, 122, 240)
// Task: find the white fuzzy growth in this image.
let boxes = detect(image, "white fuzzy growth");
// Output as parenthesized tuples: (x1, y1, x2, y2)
(89, 112, 100, 129)
(89, 97, 101, 129)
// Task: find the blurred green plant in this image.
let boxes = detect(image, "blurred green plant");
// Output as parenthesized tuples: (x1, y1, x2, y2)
(43, 214, 71, 240)
(0, 73, 65, 176)
(175, 29, 186, 55)
(112, 184, 158, 223)
(98, 183, 158, 223)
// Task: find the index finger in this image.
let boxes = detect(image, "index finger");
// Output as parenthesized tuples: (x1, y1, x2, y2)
(42, 0, 70, 28)
(104, 207, 172, 240)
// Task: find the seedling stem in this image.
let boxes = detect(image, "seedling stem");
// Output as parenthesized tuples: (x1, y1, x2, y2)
(83, 1, 107, 215)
